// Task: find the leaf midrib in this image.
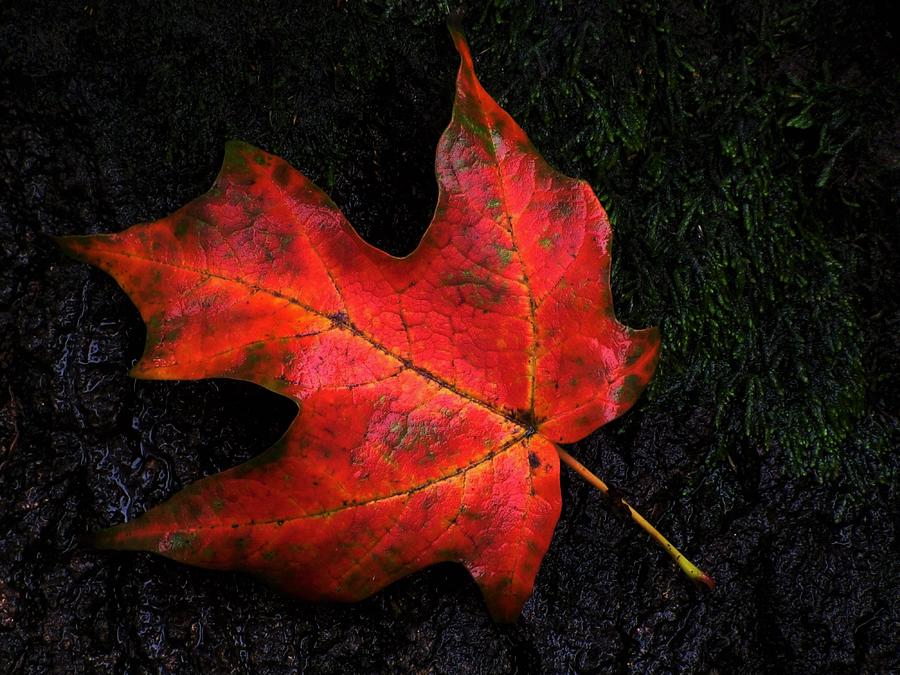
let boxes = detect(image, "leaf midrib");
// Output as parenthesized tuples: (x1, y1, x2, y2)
(454, 77, 540, 423)
(93, 246, 531, 433)
(128, 432, 532, 534)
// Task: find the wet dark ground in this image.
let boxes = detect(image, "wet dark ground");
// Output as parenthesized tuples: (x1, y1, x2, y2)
(1, 2, 898, 673)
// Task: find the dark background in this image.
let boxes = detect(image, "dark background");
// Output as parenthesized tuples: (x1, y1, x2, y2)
(1, 1, 897, 673)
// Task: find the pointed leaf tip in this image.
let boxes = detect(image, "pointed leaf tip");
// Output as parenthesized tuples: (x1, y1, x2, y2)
(447, 21, 474, 74)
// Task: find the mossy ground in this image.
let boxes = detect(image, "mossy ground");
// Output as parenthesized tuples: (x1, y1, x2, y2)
(459, 1, 898, 489)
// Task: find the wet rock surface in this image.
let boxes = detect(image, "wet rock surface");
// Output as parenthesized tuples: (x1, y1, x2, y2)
(1, 2, 897, 673)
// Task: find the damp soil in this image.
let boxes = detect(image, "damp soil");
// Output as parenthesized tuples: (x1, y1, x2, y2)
(1, 2, 897, 673)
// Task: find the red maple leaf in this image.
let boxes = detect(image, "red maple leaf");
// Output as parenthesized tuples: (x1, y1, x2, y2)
(57, 28, 712, 621)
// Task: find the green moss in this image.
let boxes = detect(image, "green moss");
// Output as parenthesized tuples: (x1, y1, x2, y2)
(470, 1, 897, 493)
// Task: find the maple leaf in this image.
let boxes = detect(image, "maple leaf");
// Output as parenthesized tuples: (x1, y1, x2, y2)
(57, 27, 712, 621)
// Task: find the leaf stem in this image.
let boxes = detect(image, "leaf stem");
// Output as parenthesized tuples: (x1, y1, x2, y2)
(555, 446, 715, 589)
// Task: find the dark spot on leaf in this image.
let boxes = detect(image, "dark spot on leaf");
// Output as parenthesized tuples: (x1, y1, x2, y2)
(616, 374, 644, 404)
(273, 162, 291, 186)
(554, 200, 574, 216)
(626, 344, 644, 365)
(173, 219, 191, 238)
(166, 532, 197, 552)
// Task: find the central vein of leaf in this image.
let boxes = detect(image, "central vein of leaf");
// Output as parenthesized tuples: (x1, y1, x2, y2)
(463, 107, 539, 419)
(492, 171, 538, 419)
(96, 248, 532, 432)
(156, 432, 531, 533)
